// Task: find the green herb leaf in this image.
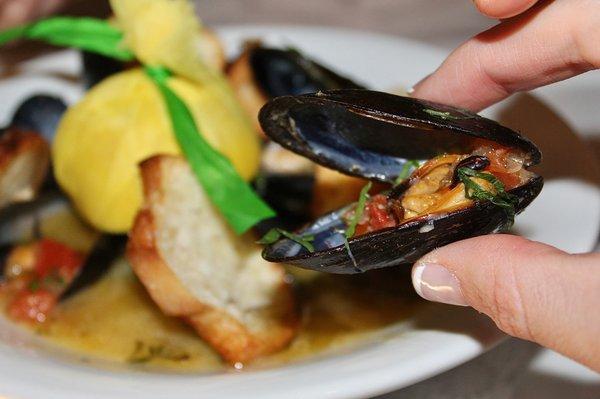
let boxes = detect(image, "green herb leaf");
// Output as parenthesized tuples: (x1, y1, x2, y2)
(457, 167, 518, 226)
(394, 160, 420, 186)
(345, 182, 372, 239)
(256, 228, 283, 245)
(424, 108, 475, 121)
(145, 66, 275, 234)
(128, 341, 190, 364)
(257, 228, 315, 253)
(424, 109, 453, 119)
(342, 235, 359, 270)
(0, 17, 134, 61)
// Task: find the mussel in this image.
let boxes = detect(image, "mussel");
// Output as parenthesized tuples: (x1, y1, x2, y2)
(229, 45, 369, 226)
(228, 43, 365, 132)
(0, 94, 68, 208)
(0, 191, 125, 302)
(11, 95, 67, 142)
(259, 90, 543, 274)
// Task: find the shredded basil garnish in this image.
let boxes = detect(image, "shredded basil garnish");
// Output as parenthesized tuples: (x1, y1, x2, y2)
(128, 341, 190, 364)
(342, 236, 360, 270)
(345, 182, 372, 239)
(394, 160, 420, 186)
(257, 228, 315, 253)
(424, 108, 474, 121)
(457, 167, 518, 226)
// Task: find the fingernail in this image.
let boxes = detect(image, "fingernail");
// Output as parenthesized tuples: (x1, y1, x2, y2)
(412, 263, 468, 306)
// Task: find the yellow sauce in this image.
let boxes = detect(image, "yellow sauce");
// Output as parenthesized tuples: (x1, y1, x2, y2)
(2, 207, 421, 372)
(22, 261, 420, 372)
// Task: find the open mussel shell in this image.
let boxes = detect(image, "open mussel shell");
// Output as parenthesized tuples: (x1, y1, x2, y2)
(259, 89, 543, 273)
(263, 176, 543, 273)
(60, 234, 126, 301)
(259, 90, 541, 184)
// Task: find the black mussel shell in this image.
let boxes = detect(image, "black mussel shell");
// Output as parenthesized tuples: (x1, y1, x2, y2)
(11, 95, 67, 143)
(250, 47, 365, 98)
(259, 89, 543, 273)
(60, 235, 126, 301)
(259, 90, 541, 184)
(254, 173, 314, 230)
(81, 51, 125, 89)
(263, 176, 543, 273)
(0, 192, 66, 245)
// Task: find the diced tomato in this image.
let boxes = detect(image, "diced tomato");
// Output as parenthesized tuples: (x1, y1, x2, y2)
(35, 239, 84, 281)
(355, 195, 397, 236)
(8, 289, 57, 323)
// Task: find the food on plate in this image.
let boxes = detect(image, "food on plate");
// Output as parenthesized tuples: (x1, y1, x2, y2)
(0, 0, 543, 372)
(228, 43, 364, 133)
(229, 44, 370, 228)
(260, 90, 543, 273)
(127, 156, 298, 364)
(0, 95, 66, 209)
(53, 69, 259, 233)
(110, 0, 225, 78)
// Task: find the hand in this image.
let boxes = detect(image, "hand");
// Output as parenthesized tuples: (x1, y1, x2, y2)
(411, 0, 600, 372)
(0, 0, 68, 30)
(412, 0, 600, 111)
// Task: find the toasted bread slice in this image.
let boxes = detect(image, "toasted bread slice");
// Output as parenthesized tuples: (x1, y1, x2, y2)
(127, 155, 298, 364)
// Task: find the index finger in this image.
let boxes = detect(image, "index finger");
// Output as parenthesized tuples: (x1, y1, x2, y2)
(474, 0, 541, 19)
(412, 0, 600, 111)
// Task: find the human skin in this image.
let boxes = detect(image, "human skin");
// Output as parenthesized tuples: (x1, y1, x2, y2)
(0, 0, 67, 30)
(412, 0, 600, 372)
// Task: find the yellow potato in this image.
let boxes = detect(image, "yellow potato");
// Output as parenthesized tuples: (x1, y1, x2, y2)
(53, 69, 260, 233)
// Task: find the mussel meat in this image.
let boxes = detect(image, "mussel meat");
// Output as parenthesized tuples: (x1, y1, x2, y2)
(259, 90, 543, 274)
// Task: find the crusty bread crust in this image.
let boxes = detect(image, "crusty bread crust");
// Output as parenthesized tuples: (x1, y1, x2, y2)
(127, 155, 298, 364)
(227, 45, 268, 136)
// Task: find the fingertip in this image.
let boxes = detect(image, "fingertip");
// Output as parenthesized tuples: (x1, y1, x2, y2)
(474, 0, 539, 19)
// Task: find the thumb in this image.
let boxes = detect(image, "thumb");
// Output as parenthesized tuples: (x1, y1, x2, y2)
(412, 234, 600, 372)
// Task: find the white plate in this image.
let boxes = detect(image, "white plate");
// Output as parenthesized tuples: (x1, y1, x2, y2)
(0, 25, 597, 399)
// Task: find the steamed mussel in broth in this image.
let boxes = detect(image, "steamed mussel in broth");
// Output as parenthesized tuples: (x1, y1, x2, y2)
(229, 43, 365, 132)
(0, 95, 67, 208)
(259, 90, 543, 273)
(229, 44, 371, 228)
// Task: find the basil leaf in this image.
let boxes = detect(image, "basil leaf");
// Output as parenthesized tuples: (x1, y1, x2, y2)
(457, 167, 518, 226)
(424, 109, 453, 119)
(0, 17, 134, 61)
(145, 66, 275, 234)
(394, 160, 420, 186)
(343, 236, 359, 270)
(424, 108, 474, 121)
(345, 182, 372, 239)
(258, 228, 315, 253)
(256, 228, 282, 245)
